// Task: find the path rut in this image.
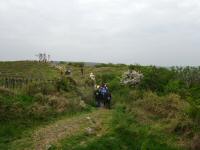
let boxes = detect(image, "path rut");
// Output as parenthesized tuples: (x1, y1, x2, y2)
(16, 109, 112, 150)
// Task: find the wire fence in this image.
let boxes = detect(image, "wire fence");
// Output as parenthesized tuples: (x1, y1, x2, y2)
(0, 75, 57, 89)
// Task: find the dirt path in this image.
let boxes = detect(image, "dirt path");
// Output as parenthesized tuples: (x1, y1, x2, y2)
(12, 109, 112, 150)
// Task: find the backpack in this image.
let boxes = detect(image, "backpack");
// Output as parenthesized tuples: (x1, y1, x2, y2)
(100, 87, 108, 95)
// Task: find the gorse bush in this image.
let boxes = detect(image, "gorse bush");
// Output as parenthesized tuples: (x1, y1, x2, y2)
(56, 77, 77, 92)
(133, 92, 188, 118)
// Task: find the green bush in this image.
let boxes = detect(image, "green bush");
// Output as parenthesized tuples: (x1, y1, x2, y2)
(139, 66, 175, 93)
(68, 62, 84, 67)
(133, 92, 188, 118)
(56, 77, 76, 92)
(112, 104, 134, 129)
(187, 105, 200, 125)
(109, 78, 121, 92)
(80, 87, 95, 106)
(189, 86, 200, 105)
(96, 73, 117, 85)
(165, 80, 182, 93)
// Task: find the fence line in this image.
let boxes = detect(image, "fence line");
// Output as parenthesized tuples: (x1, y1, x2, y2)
(0, 76, 57, 89)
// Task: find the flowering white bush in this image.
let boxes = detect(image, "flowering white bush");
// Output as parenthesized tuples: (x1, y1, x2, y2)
(121, 70, 144, 86)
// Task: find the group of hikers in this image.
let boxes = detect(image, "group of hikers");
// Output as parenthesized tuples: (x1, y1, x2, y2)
(89, 72, 112, 109)
(94, 83, 112, 109)
(63, 68, 112, 109)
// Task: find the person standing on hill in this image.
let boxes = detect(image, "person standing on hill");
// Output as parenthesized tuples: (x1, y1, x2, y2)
(89, 72, 96, 88)
(81, 67, 84, 76)
(89, 72, 95, 80)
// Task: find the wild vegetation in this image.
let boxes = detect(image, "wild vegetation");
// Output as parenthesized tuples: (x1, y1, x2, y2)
(0, 61, 200, 150)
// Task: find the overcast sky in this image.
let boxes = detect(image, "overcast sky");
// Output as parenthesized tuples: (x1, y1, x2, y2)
(0, 0, 200, 66)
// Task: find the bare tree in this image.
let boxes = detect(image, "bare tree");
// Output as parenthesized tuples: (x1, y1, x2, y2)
(35, 53, 51, 63)
(48, 54, 51, 62)
(43, 53, 47, 62)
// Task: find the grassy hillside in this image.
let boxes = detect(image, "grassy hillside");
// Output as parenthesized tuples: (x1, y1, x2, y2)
(0, 61, 200, 150)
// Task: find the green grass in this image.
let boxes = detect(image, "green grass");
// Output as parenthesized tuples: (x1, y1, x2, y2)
(51, 105, 182, 150)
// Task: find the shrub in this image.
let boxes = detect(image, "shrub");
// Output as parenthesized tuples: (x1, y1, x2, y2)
(56, 77, 76, 92)
(80, 87, 95, 106)
(0, 102, 24, 120)
(165, 80, 182, 93)
(42, 82, 57, 95)
(189, 86, 200, 105)
(28, 103, 51, 119)
(139, 66, 175, 93)
(68, 62, 84, 67)
(95, 63, 114, 68)
(96, 73, 117, 84)
(47, 96, 70, 113)
(121, 70, 143, 87)
(134, 92, 188, 118)
(112, 104, 134, 130)
(187, 105, 200, 125)
(109, 78, 121, 92)
(34, 93, 48, 104)
(127, 90, 144, 102)
(0, 94, 34, 121)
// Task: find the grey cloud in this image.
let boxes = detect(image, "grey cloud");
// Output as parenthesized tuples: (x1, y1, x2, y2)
(0, 0, 200, 66)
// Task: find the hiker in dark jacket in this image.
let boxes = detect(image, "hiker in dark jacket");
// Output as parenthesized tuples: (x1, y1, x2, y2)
(100, 84, 111, 109)
(99, 84, 108, 99)
(94, 85, 101, 107)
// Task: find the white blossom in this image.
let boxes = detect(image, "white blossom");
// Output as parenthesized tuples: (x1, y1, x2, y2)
(121, 70, 144, 86)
